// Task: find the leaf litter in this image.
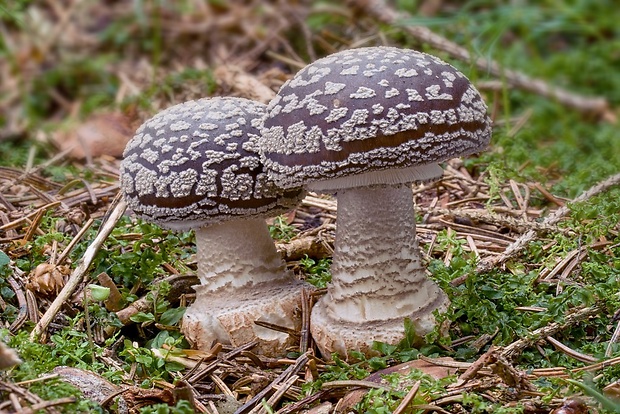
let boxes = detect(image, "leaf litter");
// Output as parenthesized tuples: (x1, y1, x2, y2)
(0, 0, 619, 413)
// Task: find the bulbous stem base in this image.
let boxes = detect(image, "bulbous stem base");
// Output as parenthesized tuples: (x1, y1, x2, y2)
(183, 279, 308, 356)
(311, 184, 449, 359)
(181, 218, 311, 356)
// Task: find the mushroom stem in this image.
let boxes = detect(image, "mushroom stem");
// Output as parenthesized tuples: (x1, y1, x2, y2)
(328, 183, 445, 321)
(194, 218, 289, 290)
(185, 217, 308, 355)
(311, 184, 449, 356)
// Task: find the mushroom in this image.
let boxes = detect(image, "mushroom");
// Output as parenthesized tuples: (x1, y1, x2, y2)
(120, 97, 309, 356)
(260, 47, 491, 358)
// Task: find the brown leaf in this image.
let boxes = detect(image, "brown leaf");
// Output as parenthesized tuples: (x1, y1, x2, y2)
(96, 271, 124, 312)
(122, 386, 175, 409)
(27, 263, 69, 296)
(604, 379, 620, 399)
(52, 112, 134, 159)
(214, 65, 277, 104)
(338, 357, 458, 412)
(550, 398, 588, 414)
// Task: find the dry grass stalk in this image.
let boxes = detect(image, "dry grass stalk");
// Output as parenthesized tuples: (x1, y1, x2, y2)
(391, 380, 421, 414)
(500, 304, 603, 361)
(30, 196, 127, 341)
(545, 336, 598, 363)
(235, 352, 310, 414)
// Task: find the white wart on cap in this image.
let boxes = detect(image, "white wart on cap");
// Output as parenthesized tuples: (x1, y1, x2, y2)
(120, 97, 309, 356)
(261, 46, 491, 191)
(121, 97, 302, 230)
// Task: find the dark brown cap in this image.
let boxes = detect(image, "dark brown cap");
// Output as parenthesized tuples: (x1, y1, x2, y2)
(121, 97, 303, 230)
(261, 47, 492, 191)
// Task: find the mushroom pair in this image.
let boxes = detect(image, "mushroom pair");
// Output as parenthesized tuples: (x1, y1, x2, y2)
(120, 97, 310, 356)
(260, 47, 492, 358)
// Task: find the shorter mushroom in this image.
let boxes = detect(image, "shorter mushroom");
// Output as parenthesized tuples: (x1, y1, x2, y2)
(260, 47, 491, 358)
(120, 97, 309, 355)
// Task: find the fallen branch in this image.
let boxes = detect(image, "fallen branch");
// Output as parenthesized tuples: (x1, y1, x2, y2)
(30, 197, 127, 341)
(234, 351, 310, 414)
(275, 236, 333, 261)
(451, 171, 620, 285)
(347, 0, 612, 120)
(111, 274, 198, 327)
(426, 206, 569, 235)
(500, 304, 602, 361)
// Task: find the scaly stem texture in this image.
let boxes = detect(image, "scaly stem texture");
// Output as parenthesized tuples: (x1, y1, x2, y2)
(195, 218, 289, 290)
(326, 184, 443, 323)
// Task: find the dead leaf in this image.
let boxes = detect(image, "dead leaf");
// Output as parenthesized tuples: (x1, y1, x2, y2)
(604, 379, 620, 399)
(27, 262, 70, 296)
(122, 386, 175, 410)
(214, 65, 277, 104)
(338, 357, 459, 412)
(305, 401, 333, 414)
(96, 271, 124, 312)
(52, 112, 134, 160)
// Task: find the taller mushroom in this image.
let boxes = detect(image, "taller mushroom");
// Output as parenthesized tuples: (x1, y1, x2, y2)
(120, 97, 308, 356)
(260, 47, 491, 358)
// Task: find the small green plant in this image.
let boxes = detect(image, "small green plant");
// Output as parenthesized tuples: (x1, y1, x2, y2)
(140, 400, 195, 414)
(564, 378, 620, 413)
(129, 281, 186, 329)
(0, 253, 15, 319)
(260, 399, 275, 414)
(318, 353, 374, 383)
(121, 68, 217, 113)
(299, 255, 332, 288)
(25, 55, 119, 123)
(268, 215, 297, 242)
(354, 366, 456, 414)
(6, 331, 116, 412)
(461, 392, 525, 414)
(355, 387, 402, 414)
(306, 321, 442, 395)
(119, 331, 186, 387)
(371, 318, 424, 363)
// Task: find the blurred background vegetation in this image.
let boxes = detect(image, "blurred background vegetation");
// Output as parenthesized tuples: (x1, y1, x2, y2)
(1, 0, 618, 194)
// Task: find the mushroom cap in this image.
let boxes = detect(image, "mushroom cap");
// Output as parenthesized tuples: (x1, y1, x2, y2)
(261, 46, 492, 191)
(120, 97, 304, 231)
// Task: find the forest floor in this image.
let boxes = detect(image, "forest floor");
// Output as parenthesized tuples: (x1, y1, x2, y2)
(1, 1, 620, 413)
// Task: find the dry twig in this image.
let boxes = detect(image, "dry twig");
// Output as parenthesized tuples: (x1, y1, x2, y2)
(347, 0, 613, 119)
(500, 304, 603, 361)
(234, 351, 310, 414)
(30, 196, 127, 341)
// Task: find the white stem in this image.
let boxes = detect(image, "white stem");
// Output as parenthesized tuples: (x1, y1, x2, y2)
(185, 217, 309, 356)
(325, 184, 444, 323)
(195, 218, 289, 290)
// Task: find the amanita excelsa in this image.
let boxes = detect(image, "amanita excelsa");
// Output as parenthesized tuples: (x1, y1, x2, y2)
(120, 97, 308, 356)
(260, 47, 492, 358)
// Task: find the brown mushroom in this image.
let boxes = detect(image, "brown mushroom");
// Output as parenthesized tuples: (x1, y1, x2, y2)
(120, 97, 309, 356)
(260, 47, 491, 358)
